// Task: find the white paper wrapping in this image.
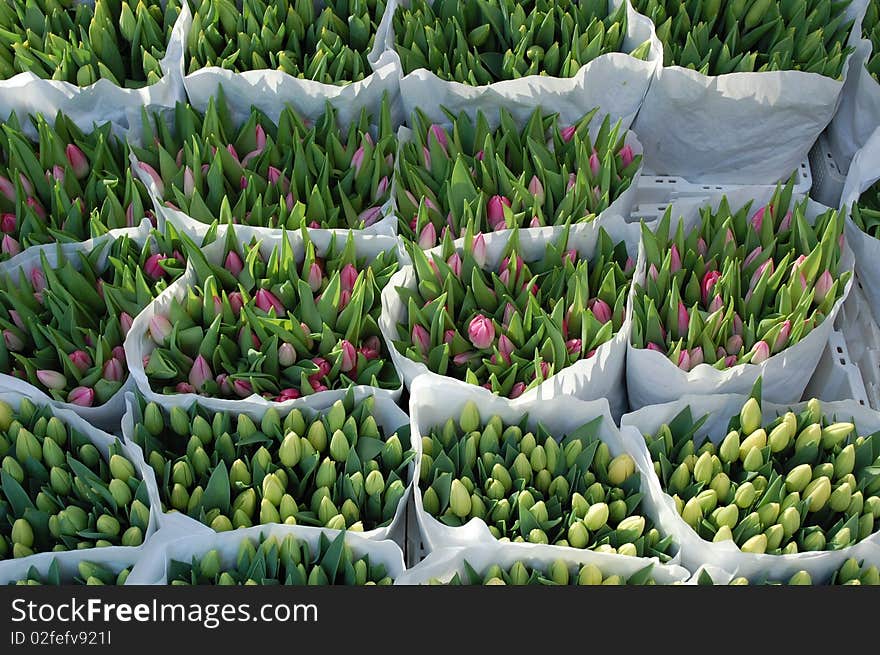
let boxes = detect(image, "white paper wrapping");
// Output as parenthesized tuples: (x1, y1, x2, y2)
(632, 0, 869, 183)
(828, 10, 880, 171)
(395, 542, 690, 585)
(374, 0, 662, 129)
(380, 219, 642, 418)
(626, 190, 854, 410)
(0, 1, 189, 134)
(0, 390, 161, 584)
(408, 376, 679, 563)
(123, 225, 407, 415)
(0, 222, 162, 430)
(125, 522, 405, 584)
(620, 394, 880, 580)
(840, 126, 880, 325)
(120, 387, 412, 541)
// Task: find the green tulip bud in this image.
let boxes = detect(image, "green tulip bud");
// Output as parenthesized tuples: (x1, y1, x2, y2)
(693, 451, 713, 484)
(518, 431, 537, 456)
(96, 514, 120, 537)
(259, 498, 280, 524)
(865, 496, 880, 520)
(41, 436, 65, 469)
(142, 402, 164, 436)
(848, 491, 865, 517)
(191, 416, 213, 445)
(307, 421, 328, 453)
(788, 570, 812, 585)
(233, 488, 257, 517)
(838, 558, 862, 583)
(710, 472, 731, 502)
(713, 525, 733, 542)
(682, 497, 703, 527)
(549, 559, 569, 585)
(120, 526, 142, 547)
(171, 460, 194, 488)
(714, 504, 739, 529)
(49, 467, 72, 496)
(278, 494, 297, 522)
(365, 469, 385, 496)
(168, 407, 189, 436)
(449, 479, 472, 518)
(564, 440, 583, 467)
(491, 498, 511, 523)
(14, 428, 41, 462)
(529, 444, 547, 472)
(504, 561, 528, 585)
(567, 521, 590, 548)
(528, 528, 548, 544)
(283, 408, 306, 437)
(529, 500, 548, 524)
(768, 418, 794, 452)
(781, 491, 801, 512)
(129, 500, 150, 531)
(261, 472, 285, 506)
(834, 444, 855, 479)
(582, 501, 609, 531)
(777, 506, 800, 538)
(236, 413, 258, 440)
(571, 492, 589, 519)
(458, 401, 481, 433)
(739, 429, 767, 461)
(803, 476, 831, 512)
(609, 499, 628, 523)
(830, 482, 853, 512)
(171, 483, 190, 511)
(0, 400, 13, 430)
(794, 423, 822, 451)
(739, 398, 762, 434)
(578, 564, 603, 585)
(813, 463, 835, 481)
(226, 459, 249, 488)
(326, 401, 346, 433)
(742, 446, 764, 472)
(11, 518, 34, 547)
(764, 524, 784, 551)
(187, 486, 204, 515)
(821, 422, 853, 449)
(215, 432, 235, 462)
(422, 486, 440, 515)
(191, 447, 211, 477)
(110, 454, 136, 482)
(831, 526, 852, 549)
(859, 512, 875, 540)
(785, 464, 812, 493)
(802, 530, 826, 551)
(261, 408, 281, 437)
(741, 533, 767, 554)
(719, 431, 741, 464)
(511, 452, 532, 482)
(756, 502, 779, 527)
(617, 515, 646, 540)
(607, 453, 636, 486)
(381, 435, 404, 470)
(861, 565, 880, 585)
(734, 481, 757, 508)
(549, 475, 570, 500)
(13, 544, 34, 558)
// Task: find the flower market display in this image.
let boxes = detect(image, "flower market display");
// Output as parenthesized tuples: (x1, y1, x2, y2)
(138, 228, 400, 400)
(0, 111, 152, 260)
(395, 106, 641, 243)
(129, 391, 411, 533)
(0, 0, 182, 86)
(187, 0, 386, 83)
(134, 91, 396, 231)
(2, 0, 880, 595)
(392, 0, 651, 83)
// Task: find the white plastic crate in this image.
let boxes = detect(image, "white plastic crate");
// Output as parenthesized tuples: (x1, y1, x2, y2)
(808, 132, 848, 209)
(636, 158, 812, 206)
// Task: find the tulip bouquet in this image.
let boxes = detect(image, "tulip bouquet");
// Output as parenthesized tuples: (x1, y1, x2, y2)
(639, 388, 880, 557)
(128, 392, 412, 533)
(138, 228, 399, 400)
(387, 226, 632, 400)
(396, 106, 641, 243)
(696, 557, 880, 585)
(630, 184, 850, 393)
(867, 0, 879, 81)
(187, 0, 386, 84)
(392, 0, 651, 83)
(418, 400, 675, 559)
(429, 558, 661, 585)
(0, 110, 153, 262)
(0, 0, 182, 87)
(849, 179, 880, 238)
(0, 228, 186, 408)
(166, 530, 395, 584)
(0, 397, 153, 560)
(632, 0, 855, 78)
(10, 558, 132, 585)
(134, 92, 395, 231)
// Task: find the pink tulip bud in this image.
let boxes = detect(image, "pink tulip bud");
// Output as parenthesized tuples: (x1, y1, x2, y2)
(678, 350, 692, 372)
(0, 213, 15, 233)
(102, 358, 124, 382)
(560, 126, 576, 142)
(340, 340, 357, 373)
(696, 238, 708, 258)
(120, 312, 133, 335)
(733, 313, 744, 336)
(751, 206, 766, 232)
(411, 324, 431, 356)
(352, 145, 366, 174)
(722, 355, 737, 367)
(471, 233, 487, 268)
(528, 175, 544, 202)
(563, 249, 578, 266)
(25, 197, 45, 219)
(780, 210, 792, 231)
(338, 289, 352, 311)
(183, 167, 194, 196)
(749, 259, 774, 292)
(468, 314, 495, 349)
(312, 357, 331, 379)
(689, 347, 704, 367)
(275, 342, 297, 367)
(3, 329, 23, 351)
(255, 124, 266, 150)
(451, 352, 474, 366)
(716, 346, 727, 359)
(359, 205, 383, 227)
(442, 329, 456, 345)
(499, 269, 511, 286)
(226, 144, 240, 164)
(306, 263, 323, 293)
(138, 162, 164, 196)
(743, 246, 762, 268)
(9, 310, 23, 330)
(498, 304, 514, 330)
(751, 340, 770, 364)
(175, 148, 184, 167)
(565, 338, 582, 356)
(701, 270, 721, 304)
(567, 173, 576, 192)
(277, 388, 301, 402)
(428, 124, 448, 152)
(188, 355, 212, 391)
(619, 144, 634, 167)
(336, 263, 358, 293)
(498, 334, 514, 362)
(421, 146, 432, 169)
(112, 345, 126, 362)
(0, 175, 14, 200)
(509, 382, 527, 399)
(360, 335, 382, 361)
(67, 386, 95, 406)
(447, 253, 462, 276)
(68, 349, 92, 371)
(19, 175, 34, 195)
(589, 151, 600, 176)
(814, 270, 833, 303)
(29, 269, 46, 293)
(669, 244, 682, 274)
(539, 361, 551, 379)
(65, 144, 89, 179)
(255, 289, 285, 315)
(726, 334, 743, 354)
(646, 342, 664, 352)
(772, 320, 791, 353)
(677, 301, 690, 337)
(223, 292, 242, 318)
(144, 253, 166, 280)
(589, 298, 612, 324)
(308, 377, 329, 393)
(267, 166, 283, 185)
(528, 216, 541, 228)
(37, 369, 67, 390)
(232, 379, 252, 398)
(374, 175, 390, 201)
(175, 382, 195, 394)
(648, 263, 659, 281)
(214, 374, 229, 395)
(418, 222, 437, 249)
(709, 294, 724, 313)
(487, 195, 510, 229)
